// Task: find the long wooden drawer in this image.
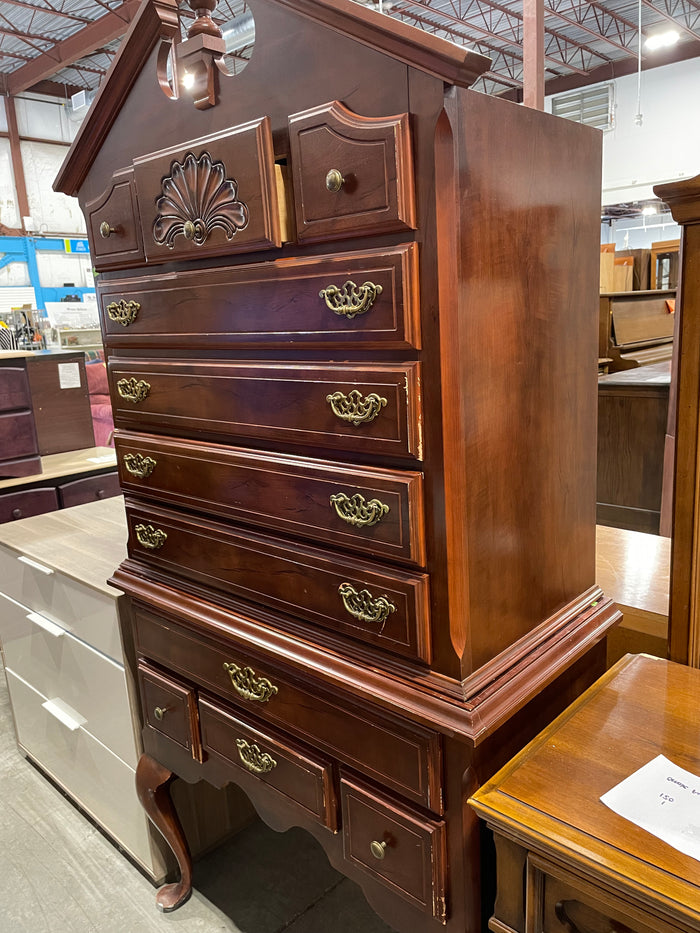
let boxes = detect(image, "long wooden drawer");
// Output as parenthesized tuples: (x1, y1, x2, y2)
(0, 590, 136, 766)
(199, 694, 338, 830)
(57, 471, 121, 509)
(341, 776, 446, 920)
(0, 543, 124, 662)
(125, 500, 430, 662)
(0, 487, 58, 523)
(109, 359, 422, 460)
(133, 605, 442, 811)
(5, 668, 154, 870)
(115, 432, 425, 567)
(98, 243, 419, 350)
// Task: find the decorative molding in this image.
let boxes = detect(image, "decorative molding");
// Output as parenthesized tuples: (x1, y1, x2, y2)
(153, 151, 249, 249)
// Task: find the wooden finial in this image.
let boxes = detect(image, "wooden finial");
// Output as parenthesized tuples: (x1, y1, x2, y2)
(185, 0, 223, 40)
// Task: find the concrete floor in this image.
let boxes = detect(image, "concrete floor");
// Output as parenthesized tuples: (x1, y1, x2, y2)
(0, 659, 395, 933)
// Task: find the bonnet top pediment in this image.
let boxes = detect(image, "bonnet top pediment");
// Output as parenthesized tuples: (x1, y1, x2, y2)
(54, 0, 490, 197)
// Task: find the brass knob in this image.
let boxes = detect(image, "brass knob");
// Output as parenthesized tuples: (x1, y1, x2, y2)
(370, 840, 387, 860)
(153, 706, 167, 721)
(325, 169, 345, 192)
(183, 220, 195, 240)
(99, 221, 116, 238)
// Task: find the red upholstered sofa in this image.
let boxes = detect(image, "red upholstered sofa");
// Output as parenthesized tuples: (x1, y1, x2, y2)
(85, 353, 114, 447)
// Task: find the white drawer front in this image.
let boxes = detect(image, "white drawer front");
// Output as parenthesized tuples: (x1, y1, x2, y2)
(0, 591, 136, 766)
(0, 545, 122, 661)
(5, 669, 153, 872)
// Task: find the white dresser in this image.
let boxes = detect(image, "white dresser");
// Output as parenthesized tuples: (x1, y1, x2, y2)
(0, 496, 250, 881)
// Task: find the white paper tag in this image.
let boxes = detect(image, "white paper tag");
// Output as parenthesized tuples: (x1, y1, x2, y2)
(601, 754, 700, 861)
(58, 362, 81, 389)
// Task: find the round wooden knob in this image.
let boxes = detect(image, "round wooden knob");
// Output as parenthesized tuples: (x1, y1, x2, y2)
(370, 840, 387, 860)
(154, 706, 167, 721)
(325, 169, 345, 193)
(11, 508, 22, 519)
(96, 488, 105, 499)
(99, 221, 116, 238)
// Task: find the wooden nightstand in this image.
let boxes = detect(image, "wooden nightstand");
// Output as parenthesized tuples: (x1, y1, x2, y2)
(470, 654, 700, 933)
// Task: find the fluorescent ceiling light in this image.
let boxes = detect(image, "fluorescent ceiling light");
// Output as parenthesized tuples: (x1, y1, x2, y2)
(645, 29, 680, 51)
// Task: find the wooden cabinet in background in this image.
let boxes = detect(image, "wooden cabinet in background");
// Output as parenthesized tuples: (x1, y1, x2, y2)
(55, 0, 619, 930)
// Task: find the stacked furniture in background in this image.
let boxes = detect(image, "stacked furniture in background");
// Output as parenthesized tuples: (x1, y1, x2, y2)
(55, 1, 620, 930)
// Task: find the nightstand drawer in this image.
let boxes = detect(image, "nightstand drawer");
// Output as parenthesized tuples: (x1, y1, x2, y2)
(5, 668, 153, 869)
(0, 487, 58, 523)
(125, 501, 430, 662)
(138, 661, 201, 761)
(109, 359, 422, 461)
(98, 243, 420, 351)
(116, 433, 425, 567)
(57, 472, 121, 509)
(0, 365, 31, 411)
(133, 606, 442, 812)
(200, 695, 337, 830)
(341, 776, 447, 920)
(289, 100, 415, 243)
(0, 590, 136, 766)
(0, 543, 123, 662)
(0, 410, 38, 460)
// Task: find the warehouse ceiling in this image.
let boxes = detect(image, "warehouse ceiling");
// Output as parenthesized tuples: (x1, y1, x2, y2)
(0, 0, 698, 99)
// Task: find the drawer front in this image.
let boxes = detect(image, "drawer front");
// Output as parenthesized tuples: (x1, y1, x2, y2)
(125, 501, 430, 662)
(0, 454, 42, 479)
(0, 410, 38, 460)
(200, 695, 337, 830)
(98, 244, 420, 350)
(134, 117, 281, 265)
(133, 606, 442, 811)
(116, 433, 425, 567)
(0, 590, 136, 765)
(341, 776, 446, 919)
(0, 543, 123, 662)
(138, 661, 201, 760)
(0, 365, 31, 411)
(5, 669, 153, 870)
(57, 471, 122, 509)
(289, 101, 415, 243)
(0, 487, 58, 523)
(109, 360, 422, 460)
(529, 855, 666, 933)
(86, 168, 144, 271)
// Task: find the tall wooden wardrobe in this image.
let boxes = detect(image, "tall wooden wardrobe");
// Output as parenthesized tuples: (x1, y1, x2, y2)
(55, 1, 619, 930)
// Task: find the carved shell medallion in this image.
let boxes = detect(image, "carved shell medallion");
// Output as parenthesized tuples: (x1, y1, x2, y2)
(153, 151, 249, 249)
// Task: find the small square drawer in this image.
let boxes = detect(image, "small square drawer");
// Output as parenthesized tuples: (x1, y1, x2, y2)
(86, 167, 145, 271)
(289, 100, 415, 243)
(340, 776, 447, 920)
(199, 695, 337, 831)
(138, 661, 201, 761)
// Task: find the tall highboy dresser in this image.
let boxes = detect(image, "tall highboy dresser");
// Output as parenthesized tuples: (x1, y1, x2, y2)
(55, 1, 619, 930)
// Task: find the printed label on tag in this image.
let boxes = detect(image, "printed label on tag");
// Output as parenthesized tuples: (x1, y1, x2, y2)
(58, 362, 81, 389)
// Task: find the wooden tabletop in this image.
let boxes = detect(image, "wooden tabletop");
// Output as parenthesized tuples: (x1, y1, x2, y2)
(598, 359, 672, 386)
(470, 654, 700, 927)
(0, 447, 117, 491)
(0, 494, 127, 597)
(596, 524, 670, 639)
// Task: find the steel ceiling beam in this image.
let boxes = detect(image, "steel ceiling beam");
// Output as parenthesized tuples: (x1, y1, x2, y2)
(544, 3, 638, 58)
(6, 0, 141, 95)
(0, 0, 90, 24)
(640, 0, 700, 41)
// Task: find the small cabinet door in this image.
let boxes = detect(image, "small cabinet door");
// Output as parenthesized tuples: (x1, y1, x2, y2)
(86, 167, 145, 271)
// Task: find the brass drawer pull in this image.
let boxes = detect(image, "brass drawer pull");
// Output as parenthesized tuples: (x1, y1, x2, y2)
(326, 389, 387, 426)
(223, 662, 278, 703)
(330, 492, 389, 528)
(106, 299, 140, 326)
(99, 221, 118, 238)
(235, 739, 277, 774)
(319, 281, 383, 319)
(338, 583, 397, 625)
(370, 840, 387, 860)
(117, 377, 151, 404)
(325, 169, 345, 192)
(123, 453, 157, 479)
(153, 706, 168, 721)
(134, 523, 167, 550)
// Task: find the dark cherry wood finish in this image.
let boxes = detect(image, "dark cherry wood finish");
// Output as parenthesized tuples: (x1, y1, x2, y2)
(57, 471, 122, 509)
(86, 168, 145, 272)
(138, 660, 202, 761)
(23, 352, 95, 456)
(98, 243, 420, 350)
(0, 487, 59, 523)
(56, 0, 617, 929)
